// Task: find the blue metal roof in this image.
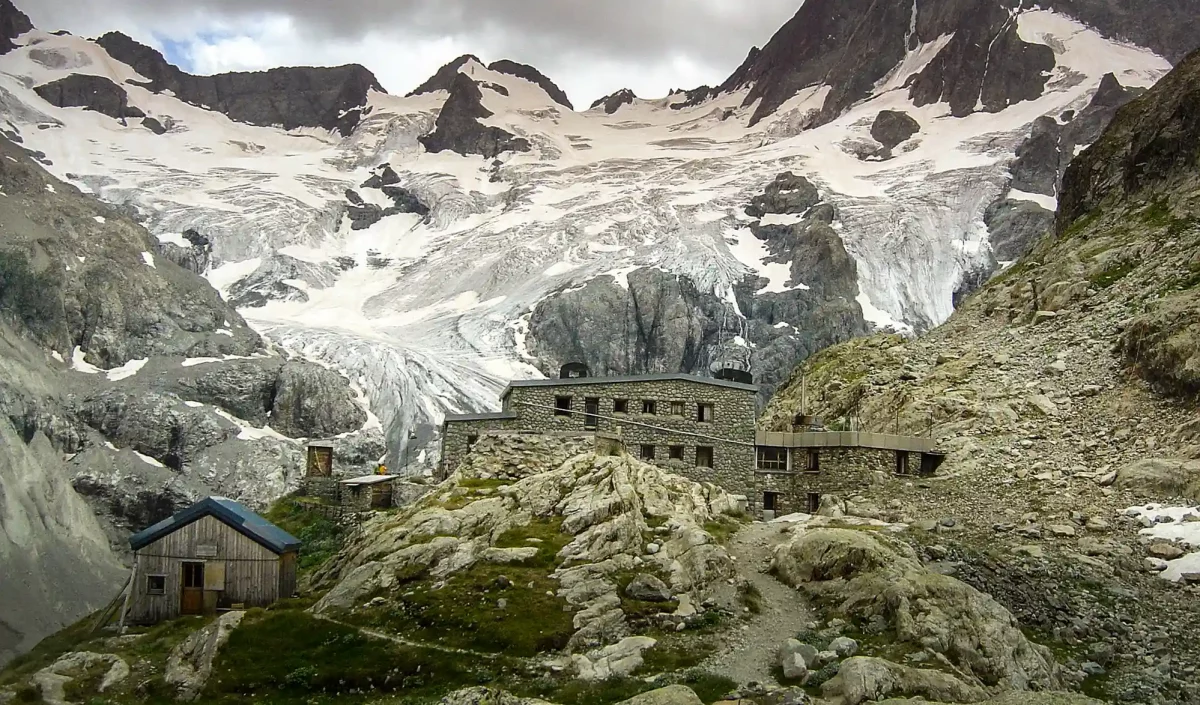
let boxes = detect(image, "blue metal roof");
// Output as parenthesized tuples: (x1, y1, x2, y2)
(129, 496, 301, 554)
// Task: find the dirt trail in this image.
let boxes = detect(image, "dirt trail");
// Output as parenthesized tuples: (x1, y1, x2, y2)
(701, 521, 813, 687)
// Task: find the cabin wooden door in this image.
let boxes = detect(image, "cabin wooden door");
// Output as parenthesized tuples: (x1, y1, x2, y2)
(181, 562, 205, 615)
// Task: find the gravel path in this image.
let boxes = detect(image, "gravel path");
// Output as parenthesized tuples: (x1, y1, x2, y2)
(701, 522, 813, 687)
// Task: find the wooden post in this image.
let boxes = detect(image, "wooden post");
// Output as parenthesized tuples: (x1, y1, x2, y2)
(117, 555, 139, 634)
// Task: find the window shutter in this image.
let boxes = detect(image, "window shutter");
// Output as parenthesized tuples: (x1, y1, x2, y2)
(204, 561, 227, 591)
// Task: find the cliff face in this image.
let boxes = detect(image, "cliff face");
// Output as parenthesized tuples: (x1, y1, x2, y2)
(716, 0, 1200, 127)
(94, 32, 384, 136)
(0, 0, 31, 55)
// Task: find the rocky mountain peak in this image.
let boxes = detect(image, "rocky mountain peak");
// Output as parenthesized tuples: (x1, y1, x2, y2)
(93, 31, 384, 136)
(1058, 46, 1200, 234)
(589, 88, 636, 114)
(407, 54, 482, 96)
(0, 0, 31, 55)
(713, 0, 1200, 127)
(419, 71, 531, 159)
(487, 59, 573, 110)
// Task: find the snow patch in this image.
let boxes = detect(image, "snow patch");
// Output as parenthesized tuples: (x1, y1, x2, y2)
(141, 251, 156, 268)
(92, 215, 105, 224)
(1008, 189, 1058, 212)
(1125, 504, 1200, 583)
(133, 451, 165, 468)
(105, 357, 147, 382)
(70, 346, 101, 374)
(156, 232, 192, 248)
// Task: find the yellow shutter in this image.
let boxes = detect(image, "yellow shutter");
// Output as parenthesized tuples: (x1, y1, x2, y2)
(204, 561, 226, 591)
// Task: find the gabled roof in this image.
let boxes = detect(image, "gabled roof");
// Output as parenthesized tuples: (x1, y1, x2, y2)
(129, 497, 301, 554)
(500, 373, 758, 399)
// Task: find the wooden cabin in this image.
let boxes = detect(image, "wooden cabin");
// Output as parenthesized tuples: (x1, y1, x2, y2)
(124, 497, 301, 624)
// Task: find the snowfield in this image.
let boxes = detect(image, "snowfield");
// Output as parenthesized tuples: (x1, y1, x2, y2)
(0, 15, 1172, 467)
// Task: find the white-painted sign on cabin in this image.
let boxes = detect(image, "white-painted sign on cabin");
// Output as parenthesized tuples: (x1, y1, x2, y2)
(122, 497, 301, 625)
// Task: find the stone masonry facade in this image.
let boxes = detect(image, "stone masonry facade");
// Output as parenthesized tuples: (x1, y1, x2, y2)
(440, 375, 758, 496)
(752, 447, 926, 516)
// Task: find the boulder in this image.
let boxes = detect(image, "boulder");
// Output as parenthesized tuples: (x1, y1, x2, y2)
(1147, 542, 1186, 560)
(820, 657, 985, 705)
(625, 574, 672, 602)
(616, 685, 704, 705)
(164, 611, 246, 701)
(829, 636, 860, 657)
(31, 652, 130, 705)
(439, 687, 556, 705)
(771, 529, 1060, 690)
(871, 110, 920, 149)
(1115, 458, 1200, 501)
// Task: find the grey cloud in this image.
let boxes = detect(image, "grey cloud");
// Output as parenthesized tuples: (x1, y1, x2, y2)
(24, 0, 801, 103)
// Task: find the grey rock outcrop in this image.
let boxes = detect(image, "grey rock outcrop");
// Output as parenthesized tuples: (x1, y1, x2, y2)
(164, 610, 245, 701)
(488, 59, 573, 110)
(420, 73, 531, 159)
(163, 357, 366, 437)
(140, 116, 167, 135)
(33, 74, 140, 122)
(871, 110, 920, 150)
(407, 54, 480, 97)
(78, 388, 236, 469)
(0, 137, 260, 367)
(615, 685, 703, 705)
(821, 656, 986, 705)
(226, 253, 343, 308)
(30, 651, 130, 705)
(272, 361, 368, 438)
(772, 528, 1061, 691)
(1115, 458, 1200, 502)
(0, 0, 32, 55)
(528, 172, 867, 403)
(624, 574, 672, 602)
(590, 89, 636, 114)
(745, 172, 820, 219)
(154, 229, 212, 275)
(984, 200, 1055, 263)
(95, 32, 383, 136)
(0, 412, 124, 667)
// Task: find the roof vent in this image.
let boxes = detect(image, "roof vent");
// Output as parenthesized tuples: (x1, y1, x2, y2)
(560, 362, 590, 379)
(715, 366, 753, 384)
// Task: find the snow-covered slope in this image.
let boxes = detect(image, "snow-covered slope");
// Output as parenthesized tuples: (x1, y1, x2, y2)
(0, 10, 1176, 470)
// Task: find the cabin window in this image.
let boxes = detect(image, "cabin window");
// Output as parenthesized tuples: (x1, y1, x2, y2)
(670, 401, 685, 416)
(669, 446, 685, 461)
(806, 450, 820, 473)
(640, 444, 656, 461)
(763, 492, 779, 512)
(641, 400, 657, 415)
(757, 447, 788, 471)
(806, 493, 822, 514)
(182, 562, 205, 589)
(146, 575, 166, 595)
(613, 399, 629, 414)
(896, 451, 910, 476)
(696, 446, 714, 468)
(555, 396, 573, 416)
(466, 434, 479, 448)
(697, 403, 714, 423)
(584, 398, 600, 429)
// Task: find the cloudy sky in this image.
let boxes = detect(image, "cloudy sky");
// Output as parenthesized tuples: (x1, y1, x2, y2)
(25, 1, 802, 108)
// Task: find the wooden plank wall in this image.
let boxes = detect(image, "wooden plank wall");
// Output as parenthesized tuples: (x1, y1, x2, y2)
(130, 515, 283, 624)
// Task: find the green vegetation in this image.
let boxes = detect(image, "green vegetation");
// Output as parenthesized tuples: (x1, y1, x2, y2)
(457, 478, 510, 490)
(348, 518, 575, 656)
(704, 514, 747, 545)
(0, 248, 63, 341)
(264, 496, 344, 573)
(737, 582, 764, 615)
(205, 610, 510, 703)
(1089, 260, 1137, 288)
